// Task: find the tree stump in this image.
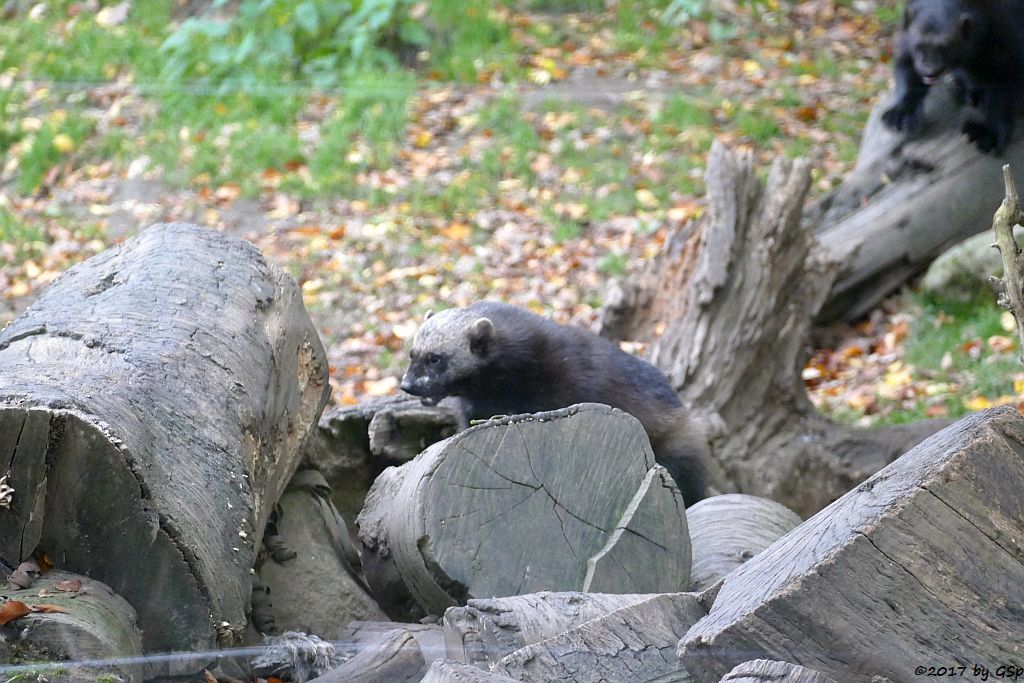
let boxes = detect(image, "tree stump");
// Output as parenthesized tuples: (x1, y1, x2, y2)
(357, 404, 691, 617)
(686, 494, 802, 592)
(599, 142, 948, 517)
(0, 223, 330, 669)
(679, 407, 1024, 682)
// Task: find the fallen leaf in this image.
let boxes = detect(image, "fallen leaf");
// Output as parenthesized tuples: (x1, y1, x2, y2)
(30, 604, 68, 614)
(55, 579, 82, 592)
(964, 395, 992, 411)
(988, 335, 1016, 353)
(0, 600, 31, 625)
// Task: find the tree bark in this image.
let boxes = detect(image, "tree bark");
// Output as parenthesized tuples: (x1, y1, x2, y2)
(0, 223, 330, 672)
(810, 82, 1024, 322)
(599, 142, 948, 517)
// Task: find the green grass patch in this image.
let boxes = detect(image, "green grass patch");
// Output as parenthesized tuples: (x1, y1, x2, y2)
(16, 111, 94, 195)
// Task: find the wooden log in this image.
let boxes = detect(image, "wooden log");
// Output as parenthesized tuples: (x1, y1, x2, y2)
(443, 591, 659, 669)
(308, 398, 460, 530)
(720, 660, 838, 683)
(598, 142, 949, 517)
(357, 404, 692, 617)
(308, 628, 429, 683)
(811, 82, 1024, 322)
(256, 469, 387, 640)
(679, 407, 1024, 682)
(0, 223, 330, 667)
(421, 659, 519, 683)
(686, 494, 802, 592)
(339, 620, 445, 666)
(0, 571, 142, 682)
(492, 592, 704, 683)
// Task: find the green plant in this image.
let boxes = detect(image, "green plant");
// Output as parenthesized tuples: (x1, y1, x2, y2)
(160, 0, 432, 92)
(661, 0, 774, 41)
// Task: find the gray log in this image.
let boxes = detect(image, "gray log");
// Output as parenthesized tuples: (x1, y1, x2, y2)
(357, 404, 692, 617)
(598, 143, 948, 517)
(443, 591, 659, 668)
(493, 592, 704, 683)
(421, 659, 520, 683)
(257, 469, 387, 640)
(308, 398, 460, 531)
(338, 620, 445, 666)
(0, 223, 330, 667)
(686, 494, 802, 592)
(0, 571, 142, 682)
(679, 407, 1024, 682)
(812, 82, 1024, 322)
(307, 628, 424, 683)
(720, 660, 838, 683)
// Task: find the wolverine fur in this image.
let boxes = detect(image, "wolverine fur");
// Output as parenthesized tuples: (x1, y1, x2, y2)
(400, 302, 708, 506)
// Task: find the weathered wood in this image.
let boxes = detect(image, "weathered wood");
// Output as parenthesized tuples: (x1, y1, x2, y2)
(0, 223, 330, 666)
(812, 83, 1024, 322)
(308, 398, 460, 530)
(990, 164, 1024, 360)
(598, 143, 949, 517)
(686, 494, 801, 592)
(680, 408, 1024, 682)
(493, 592, 704, 683)
(421, 659, 520, 683)
(0, 571, 142, 682)
(257, 469, 387, 640)
(357, 404, 692, 617)
(339, 620, 445, 666)
(443, 592, 658, 669)
(308, 628, 425, 683)
(720, 660, 838, 683)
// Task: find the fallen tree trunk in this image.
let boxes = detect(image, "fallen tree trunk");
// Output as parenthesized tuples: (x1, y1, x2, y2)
(599, 143, 948, 517)
(0, 223, 330, 672)
(810, 81, 1024, 321)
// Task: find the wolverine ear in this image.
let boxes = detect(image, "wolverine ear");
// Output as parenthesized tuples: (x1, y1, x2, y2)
(424, 310, 434, 320)
(959, 13, 972, 38)
(467, 317, 495, 357)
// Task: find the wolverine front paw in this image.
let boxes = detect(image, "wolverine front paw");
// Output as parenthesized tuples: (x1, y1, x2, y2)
(882, 99, 925, 132)
(963, 120, 1007, 155)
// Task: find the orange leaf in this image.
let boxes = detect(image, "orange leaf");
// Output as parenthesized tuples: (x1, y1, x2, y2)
(30, 604, 68, 614)
(0, 600, 31, 625)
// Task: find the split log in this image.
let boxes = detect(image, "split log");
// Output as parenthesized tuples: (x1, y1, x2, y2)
(679, 407, 1024, 683)
(421, 659, 519, 683)
(357, 404, 691, 618)
(492, 592, 704, 683)
(256, 469, 387, 640)
(0, 223, 330, 669)
(599, 142, 948, 517)
(0, 571, 142, 682)
(308, 629, 426, 683)
(720, 660, 838, 683)
(810, 82, 1024, 322)
(686, 494, 802, 592)
(308, 398, 460, 528)
(443, 591, 660, 669)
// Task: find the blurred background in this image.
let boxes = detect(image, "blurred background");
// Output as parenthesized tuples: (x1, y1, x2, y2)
(3, 0, 1019, 426)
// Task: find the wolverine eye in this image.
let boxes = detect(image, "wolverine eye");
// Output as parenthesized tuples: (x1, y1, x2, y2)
(426, 353, 442, 366)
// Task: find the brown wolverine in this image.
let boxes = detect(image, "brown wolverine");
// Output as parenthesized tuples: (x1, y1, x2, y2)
(400, 302, 708, 506)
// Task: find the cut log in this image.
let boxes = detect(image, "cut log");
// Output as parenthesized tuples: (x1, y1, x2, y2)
(307, 628, 425, 683)
(686, 494, 802, 592)
(598, 142, 949, 517)
(679, 407, 1024, 682)
(0, 571, 142, 683)
(357, 404, 692, 617)
(720, 660, 838, 683)
(0, 223, 330, 668)
(811, 82, 1024, 322)
(421, 659, 520, 683)
(256, 469, 387, 640)
(443, 591, 659, 669)
(492, 592, 704, 683)
(308, 398, 460, 530)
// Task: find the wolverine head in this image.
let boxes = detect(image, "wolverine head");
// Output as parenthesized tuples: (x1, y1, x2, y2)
(400, 307, 496, 405)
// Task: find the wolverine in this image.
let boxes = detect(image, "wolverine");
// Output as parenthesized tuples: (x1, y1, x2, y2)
(400, 302, 708, 506)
